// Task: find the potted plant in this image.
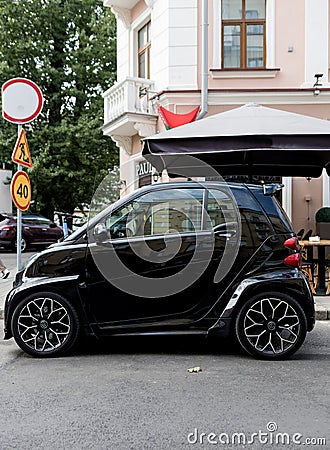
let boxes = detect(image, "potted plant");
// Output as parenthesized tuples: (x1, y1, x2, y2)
(315, 207, 330, 239)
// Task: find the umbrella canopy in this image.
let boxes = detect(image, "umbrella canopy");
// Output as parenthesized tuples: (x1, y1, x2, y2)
(143, 103, 330, 177)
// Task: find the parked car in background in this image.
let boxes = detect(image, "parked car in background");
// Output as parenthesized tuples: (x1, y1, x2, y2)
(0, 213, 63, 252)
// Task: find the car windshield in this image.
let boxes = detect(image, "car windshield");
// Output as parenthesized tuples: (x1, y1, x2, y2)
(63, 199, 120, 242)
(64, 222, 88, 241)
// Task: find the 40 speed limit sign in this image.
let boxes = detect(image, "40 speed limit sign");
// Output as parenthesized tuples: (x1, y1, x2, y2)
(11, 170, 31, 211)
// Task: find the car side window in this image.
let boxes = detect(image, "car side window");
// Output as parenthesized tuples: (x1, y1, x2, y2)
(229, 186, 272, 244)
(37, 218, 52, 227)
(106, 188, 204, 240)
(205, 189, 237, 229)
(22, 217, 38, 226)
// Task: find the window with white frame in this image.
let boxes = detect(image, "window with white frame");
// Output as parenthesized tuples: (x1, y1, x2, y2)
(221, 0, 266, 69)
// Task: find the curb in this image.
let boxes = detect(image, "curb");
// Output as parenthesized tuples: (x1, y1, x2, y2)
(315, 307, 330, 321)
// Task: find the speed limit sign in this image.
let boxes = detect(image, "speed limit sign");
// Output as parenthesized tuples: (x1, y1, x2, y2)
(11, 170, 31, 211)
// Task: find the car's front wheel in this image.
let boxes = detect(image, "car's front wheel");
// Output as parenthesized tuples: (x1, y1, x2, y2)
(11, 293, 81, 357)
(235, 292, 307, 360)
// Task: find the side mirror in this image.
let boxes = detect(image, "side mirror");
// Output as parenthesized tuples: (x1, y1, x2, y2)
(93, 223, 108, 244)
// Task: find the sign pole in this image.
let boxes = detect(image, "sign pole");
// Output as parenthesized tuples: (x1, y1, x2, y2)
(17, 124, 22, 272)
(2, 77, 43, 273)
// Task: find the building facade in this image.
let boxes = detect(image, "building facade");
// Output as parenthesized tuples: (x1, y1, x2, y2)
(0, 169, 12, 214)
(103, 0, 330, 234)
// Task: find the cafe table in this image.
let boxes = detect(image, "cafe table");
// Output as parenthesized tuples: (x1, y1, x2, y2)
(299, 239, 330, 294)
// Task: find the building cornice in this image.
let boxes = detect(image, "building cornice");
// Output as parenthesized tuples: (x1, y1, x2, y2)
(151, 88, 330, 106)
(110, 6, 131, 29)
(103, 113, 158, 139)
(144, 0, 156, 7)
(134, 122, 157, 137)
(111, 135, 132, 156)
(106, 0, 154, 28)
(210, 68, 281, 79)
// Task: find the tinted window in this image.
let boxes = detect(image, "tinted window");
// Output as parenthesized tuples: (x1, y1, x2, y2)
(248, 186, 293, 234)
(231, 186, 273, 244)
(22, 217, 39, 225)
(37, 218, 52, 226)
(205, 188, 237, 229)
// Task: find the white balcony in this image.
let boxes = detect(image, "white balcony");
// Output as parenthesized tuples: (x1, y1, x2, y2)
(102, 77, 157, 137)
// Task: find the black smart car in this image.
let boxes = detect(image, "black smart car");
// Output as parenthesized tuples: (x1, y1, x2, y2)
(3, 182, 315, 359)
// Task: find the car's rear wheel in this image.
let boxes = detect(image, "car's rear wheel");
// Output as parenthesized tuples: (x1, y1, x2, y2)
(11, 236, 28, 253)
(235, 292, 307, 360)
(11, 293, 81, 357)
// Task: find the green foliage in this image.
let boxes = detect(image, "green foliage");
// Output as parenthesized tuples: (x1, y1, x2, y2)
(315, 207, 330, 223)
(0, 0, 117, 218)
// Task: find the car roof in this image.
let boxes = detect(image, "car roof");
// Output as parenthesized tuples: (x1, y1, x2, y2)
(0, 213, 50, 220)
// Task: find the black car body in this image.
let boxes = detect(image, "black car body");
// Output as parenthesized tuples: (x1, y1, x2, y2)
(3, 182, 315, 359)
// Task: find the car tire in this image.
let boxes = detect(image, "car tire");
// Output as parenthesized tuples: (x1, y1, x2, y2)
(11, 292, 81, 358)
(235, 292, 307, 360)
(11, 236, 28, 253)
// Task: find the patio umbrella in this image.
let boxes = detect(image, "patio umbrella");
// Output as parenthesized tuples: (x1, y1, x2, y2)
(142, 103, 330, 177)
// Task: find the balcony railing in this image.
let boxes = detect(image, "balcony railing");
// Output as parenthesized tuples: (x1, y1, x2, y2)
(103, 77, 156, 125)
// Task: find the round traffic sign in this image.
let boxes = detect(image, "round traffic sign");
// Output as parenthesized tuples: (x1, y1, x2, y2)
(2, 78, 43, 124)
(11, 171, 31, 211)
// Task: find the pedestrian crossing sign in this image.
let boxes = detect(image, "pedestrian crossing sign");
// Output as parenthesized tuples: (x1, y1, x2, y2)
(12, 128, 32, 168)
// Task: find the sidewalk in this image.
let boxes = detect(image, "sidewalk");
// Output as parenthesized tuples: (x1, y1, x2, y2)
(1, 273, 330, 320)
(313, 295, 330, 320)
(0, 275, 14, 319)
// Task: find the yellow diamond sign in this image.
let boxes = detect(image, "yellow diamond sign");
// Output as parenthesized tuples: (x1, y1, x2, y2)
(12, 128, 32, 168)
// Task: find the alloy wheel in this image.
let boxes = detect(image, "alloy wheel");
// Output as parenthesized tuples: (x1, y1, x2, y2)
(12, 294, 80, 357)
(235, 293, 307, 359)
(17, 297, 71, 352)
(243, 298, 300, 354)
(12, 237, 27, 253)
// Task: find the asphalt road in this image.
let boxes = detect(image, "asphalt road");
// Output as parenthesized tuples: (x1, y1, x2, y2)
(0, 249, 329, 449)
(0, 319, 329, 449)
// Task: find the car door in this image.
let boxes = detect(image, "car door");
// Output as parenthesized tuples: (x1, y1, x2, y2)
(84, 185, 220, 328)
(22, 216, 43, 243)
(205, 185, 274, 300)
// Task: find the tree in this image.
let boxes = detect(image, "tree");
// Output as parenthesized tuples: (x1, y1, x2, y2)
(0, 0, 117, 218)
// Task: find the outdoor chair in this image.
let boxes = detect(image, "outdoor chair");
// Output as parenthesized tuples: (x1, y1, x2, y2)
(302, 229, 313, 240)
(296, 228, 305, 239)
(300, 242, 318, 295)
(324, 252, 330, 295)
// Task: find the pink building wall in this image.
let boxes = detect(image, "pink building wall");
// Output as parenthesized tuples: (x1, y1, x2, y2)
(132, 1, 147, 23)
(204, 0, 306, 90)
(106, 0, 330, 234)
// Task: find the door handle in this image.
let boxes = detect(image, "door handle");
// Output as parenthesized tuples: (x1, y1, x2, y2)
(214, 230, 237, 238)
